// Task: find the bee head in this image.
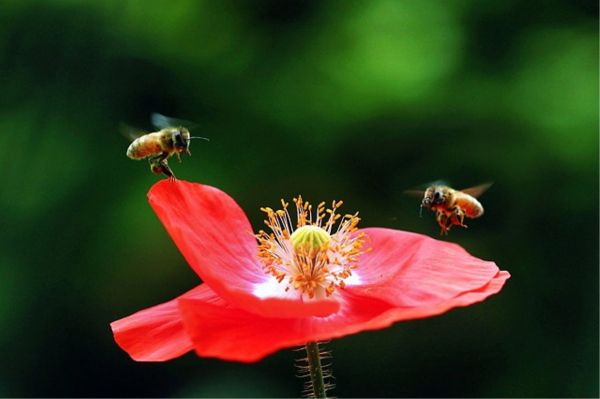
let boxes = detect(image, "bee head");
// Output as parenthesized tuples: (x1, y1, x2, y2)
(421, 186, 445, 208)
(432, 188, 445, 205)
(172, 128, 191, 153)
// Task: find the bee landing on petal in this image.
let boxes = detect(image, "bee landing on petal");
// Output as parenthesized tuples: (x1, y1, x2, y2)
(126, 128, 192, 178)
(124, 113, 209, 178)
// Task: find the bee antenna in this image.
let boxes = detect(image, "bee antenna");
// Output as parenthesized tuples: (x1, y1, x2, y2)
(190, 136, 210, 141)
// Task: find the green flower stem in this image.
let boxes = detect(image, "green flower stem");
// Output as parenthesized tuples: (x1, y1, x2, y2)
(305, 342, 327, 398)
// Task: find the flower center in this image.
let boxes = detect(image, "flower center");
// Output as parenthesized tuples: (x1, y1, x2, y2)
(257, 196, 365, 299)
(290, 225, 331, 253)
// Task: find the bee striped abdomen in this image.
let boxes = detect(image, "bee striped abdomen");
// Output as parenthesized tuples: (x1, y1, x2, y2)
(456, 195, 484, 218)
(126, 133, 164, 159)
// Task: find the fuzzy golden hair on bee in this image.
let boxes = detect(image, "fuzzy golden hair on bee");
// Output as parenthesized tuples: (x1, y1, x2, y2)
(405, 182, 493, 235)
(122, 113, 209, 178)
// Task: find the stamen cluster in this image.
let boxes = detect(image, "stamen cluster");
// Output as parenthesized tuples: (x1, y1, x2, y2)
(257, 196, 365, 299)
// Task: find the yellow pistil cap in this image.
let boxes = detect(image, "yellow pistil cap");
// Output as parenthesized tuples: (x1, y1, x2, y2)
(290, 225, 331, 253)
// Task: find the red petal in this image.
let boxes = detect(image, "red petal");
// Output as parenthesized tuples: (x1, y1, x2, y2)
(350, 228, 501, 306)
(178, 271, 509, 363)
(148, 180, 339, 318)
(110, 285, 211, 361)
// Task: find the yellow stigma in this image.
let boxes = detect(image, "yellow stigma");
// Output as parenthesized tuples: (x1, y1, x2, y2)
(290, 225, 331, 253)
(256, 196, 365, 299)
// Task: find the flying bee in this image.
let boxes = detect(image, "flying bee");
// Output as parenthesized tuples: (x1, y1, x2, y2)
(125, 113, 208, 178)
(405, 182, 493, 235)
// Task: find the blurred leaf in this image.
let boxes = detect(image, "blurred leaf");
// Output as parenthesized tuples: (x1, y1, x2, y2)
(509, 27, 597, 163)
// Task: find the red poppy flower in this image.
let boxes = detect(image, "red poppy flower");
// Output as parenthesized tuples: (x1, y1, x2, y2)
(111, 180, 509, 363)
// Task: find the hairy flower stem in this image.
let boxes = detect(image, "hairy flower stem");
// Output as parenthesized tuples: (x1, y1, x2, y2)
(305, 342, 327, 398)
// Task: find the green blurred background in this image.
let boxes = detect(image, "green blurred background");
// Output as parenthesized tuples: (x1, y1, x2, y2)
(0, 0, 597, 397)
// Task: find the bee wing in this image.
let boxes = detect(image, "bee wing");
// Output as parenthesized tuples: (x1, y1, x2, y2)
(150, 113, 172, 129)
(402, 179, 449, 197)
(427, 179, 451, 187)
(460, 182, 493, 198)
(402, 189, 426, 198)
(119, 122, 147, 142)
(151, 113, 199, 130)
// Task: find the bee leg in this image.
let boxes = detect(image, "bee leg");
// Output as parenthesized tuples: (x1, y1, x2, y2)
(436, 212, 450, 235)
(149, 154, 176, 179)
(158, 159, 175, 179)
(450, 208, 468, 228)
(176, 153, 182, 163)
(457, 208, 466, 226)
(149, 158, 168, 176)
(442, 218, 453, 235)
(440, 223, 451, 235)
(157, 152, 175, 178)
(435, 211, 444, 228)
(148, 156, 161, 174)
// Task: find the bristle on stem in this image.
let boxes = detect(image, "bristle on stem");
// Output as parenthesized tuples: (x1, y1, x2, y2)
(296, 342, 334, 398)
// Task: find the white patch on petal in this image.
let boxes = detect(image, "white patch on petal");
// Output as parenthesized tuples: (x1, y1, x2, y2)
(344, 271, 362, 286)
(253, 276, 300, 300)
